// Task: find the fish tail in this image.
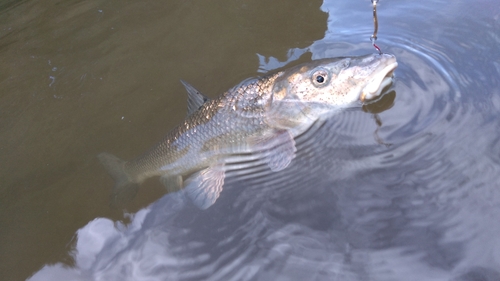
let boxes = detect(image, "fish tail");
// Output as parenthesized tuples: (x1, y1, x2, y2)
(98, 152, 140, 207)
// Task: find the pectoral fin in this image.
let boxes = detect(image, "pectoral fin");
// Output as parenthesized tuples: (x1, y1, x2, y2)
(251, 129, 297, 172)
(184, 166, 225, 209)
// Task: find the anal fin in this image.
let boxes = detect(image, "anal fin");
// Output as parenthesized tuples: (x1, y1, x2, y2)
(160, 175, 183, 194)
(98, 152, 140, 208)
(184, 166, 225, 210)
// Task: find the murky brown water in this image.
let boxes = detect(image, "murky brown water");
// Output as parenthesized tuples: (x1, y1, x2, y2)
(2, 0, 500, 280)
(0, 0, 326, 279)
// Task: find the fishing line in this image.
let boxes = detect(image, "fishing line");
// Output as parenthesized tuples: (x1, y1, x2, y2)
(371, 0, 382, 54)
(369, 0, 392, 146)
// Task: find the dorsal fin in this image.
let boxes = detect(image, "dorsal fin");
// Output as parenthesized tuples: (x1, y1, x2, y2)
(180, 80, 211, 116)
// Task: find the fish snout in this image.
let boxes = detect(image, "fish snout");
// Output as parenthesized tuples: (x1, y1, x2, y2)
(360, 54, 398, 102)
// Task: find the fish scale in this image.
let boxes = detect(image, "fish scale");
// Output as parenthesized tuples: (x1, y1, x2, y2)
(99, 53, 398, 209)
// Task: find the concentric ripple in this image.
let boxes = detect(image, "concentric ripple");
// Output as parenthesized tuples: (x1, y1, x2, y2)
(29, 2, 500, 281)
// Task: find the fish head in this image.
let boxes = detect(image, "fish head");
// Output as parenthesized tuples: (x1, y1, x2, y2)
(269, 53, 398, 123)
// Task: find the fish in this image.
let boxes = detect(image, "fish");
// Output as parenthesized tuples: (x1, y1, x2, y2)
(98, 53, 398, 209)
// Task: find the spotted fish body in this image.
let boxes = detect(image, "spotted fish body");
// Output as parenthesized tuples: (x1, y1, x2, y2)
(99, 53, 398, 209)
(128, 74, 282, 180)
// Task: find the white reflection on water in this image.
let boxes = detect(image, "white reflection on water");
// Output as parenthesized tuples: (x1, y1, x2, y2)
(28, 107, 500, 281)
(28, 0, 500, 280)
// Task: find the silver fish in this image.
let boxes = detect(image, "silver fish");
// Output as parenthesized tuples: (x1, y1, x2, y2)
(99, 53, 398, 209)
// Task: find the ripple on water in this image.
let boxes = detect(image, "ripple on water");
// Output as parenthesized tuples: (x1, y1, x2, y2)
(29, 17, 500, 281)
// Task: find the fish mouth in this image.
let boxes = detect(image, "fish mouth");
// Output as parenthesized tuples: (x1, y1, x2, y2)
(360, 57, 398, 103)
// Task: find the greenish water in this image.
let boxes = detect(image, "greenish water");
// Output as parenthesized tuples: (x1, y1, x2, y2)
(1, 0, 499, 280)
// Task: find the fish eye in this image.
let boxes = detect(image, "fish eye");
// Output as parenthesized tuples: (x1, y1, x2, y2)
(311, 68, 330, 87)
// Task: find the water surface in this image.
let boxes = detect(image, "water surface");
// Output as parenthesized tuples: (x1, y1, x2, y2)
(1, 0, 499, 280)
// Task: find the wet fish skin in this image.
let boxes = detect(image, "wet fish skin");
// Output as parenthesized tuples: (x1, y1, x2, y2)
(99, 53, 398, 209)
